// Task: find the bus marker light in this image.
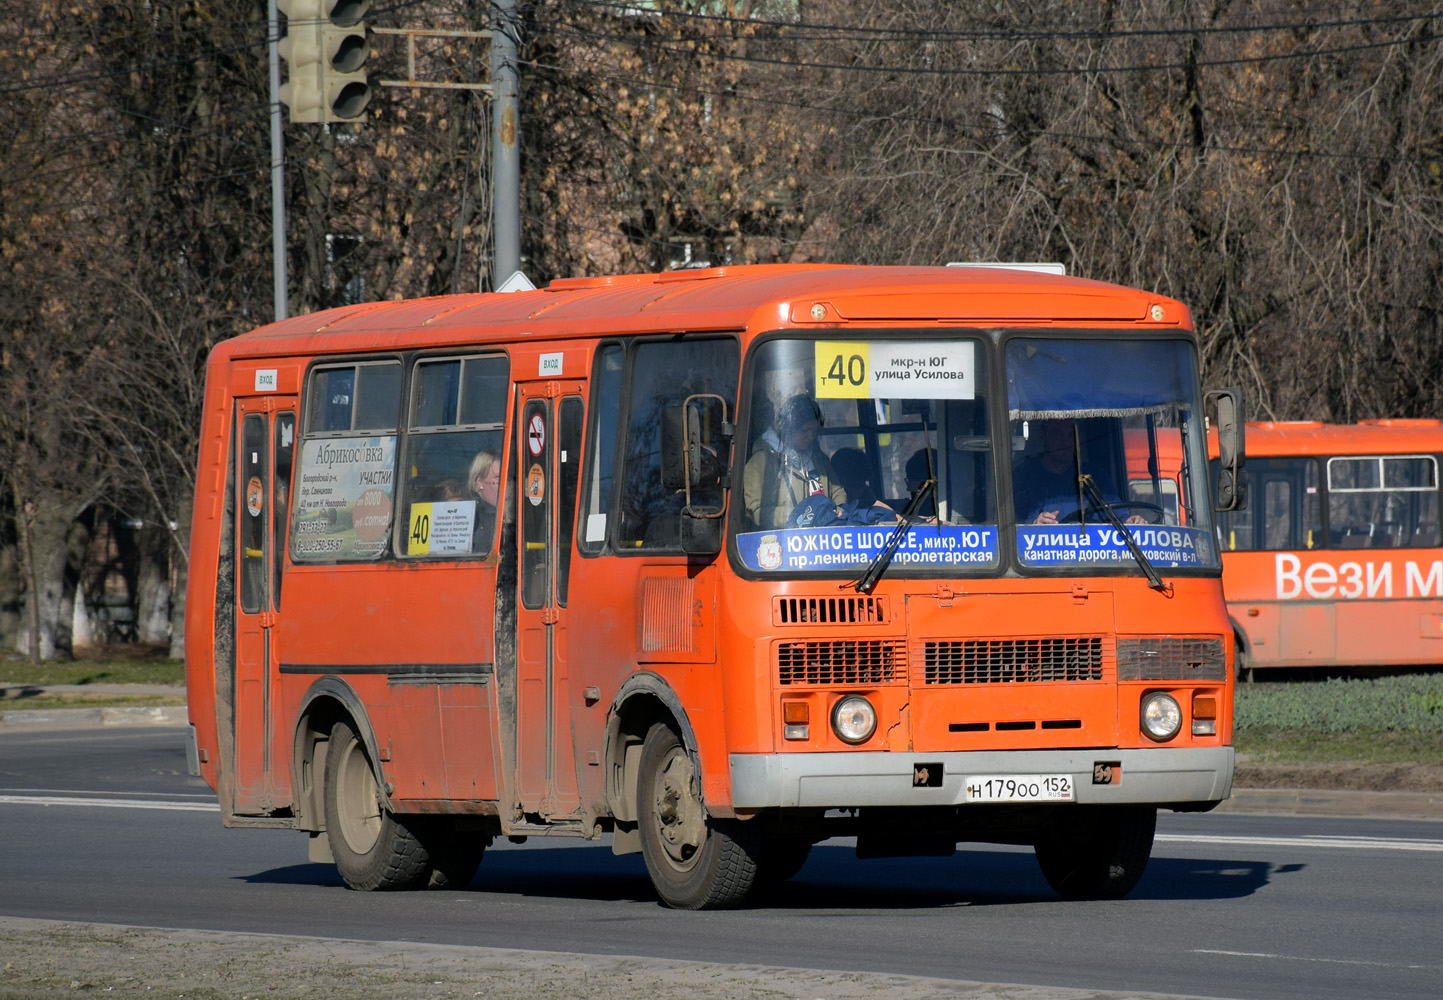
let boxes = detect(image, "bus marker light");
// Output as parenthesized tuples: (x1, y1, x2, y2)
(783, 701, 809, 740)
(1192, 695, 1217, 735)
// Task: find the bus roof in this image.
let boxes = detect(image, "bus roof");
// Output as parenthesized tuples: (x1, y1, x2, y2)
(1242, 419, 1443, 457)
(212, 264, 1190, 362)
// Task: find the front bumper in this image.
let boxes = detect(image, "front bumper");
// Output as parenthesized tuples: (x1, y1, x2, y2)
(730, 746, 1234, 809)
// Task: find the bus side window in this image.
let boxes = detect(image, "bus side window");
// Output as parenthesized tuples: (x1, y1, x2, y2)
(399, 354, 509, 559)
(579, 344, 624, 554)
(1216, 456, 1319, 551)
(616, 338, 738, 550)
(292, 359, 403, 563)
(556, 396, 583, 604)
(273, 412, 295, 602)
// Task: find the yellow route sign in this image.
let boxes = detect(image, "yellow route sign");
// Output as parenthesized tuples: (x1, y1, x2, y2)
(814, 341, 975, 400)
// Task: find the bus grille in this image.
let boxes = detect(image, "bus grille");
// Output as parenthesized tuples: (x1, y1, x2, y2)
(773, 595, 890, 626)
(1116, 637, 1226, 681)
(777, 639, 906, 686)
(920, 637, 1109, 684)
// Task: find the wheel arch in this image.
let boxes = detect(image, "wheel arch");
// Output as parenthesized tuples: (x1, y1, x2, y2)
(602, 670, 699, 825)
(291, 675, 388, 832)
(1229, 615, 1253, 681)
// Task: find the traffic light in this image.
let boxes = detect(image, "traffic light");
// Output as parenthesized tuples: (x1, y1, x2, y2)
(278, 0, 373, 123)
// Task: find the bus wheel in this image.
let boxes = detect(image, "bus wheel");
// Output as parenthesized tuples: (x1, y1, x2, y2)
(1033, 806, 1155, 900)
(637, 722, 758, 910)
(324, 720, 430, 891)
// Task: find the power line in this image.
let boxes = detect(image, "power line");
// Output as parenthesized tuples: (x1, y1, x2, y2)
(521, 57, 1443, 168)
(528, 13, 1441, 79)
(552, 0, 1440, 44)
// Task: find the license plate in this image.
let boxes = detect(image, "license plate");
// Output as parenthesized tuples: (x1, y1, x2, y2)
(964, 774, 1074, 802)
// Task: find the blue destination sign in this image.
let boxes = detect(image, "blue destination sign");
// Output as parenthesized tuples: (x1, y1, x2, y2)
(737, 524, 999, 573)
(1017, 524, 1215, 568)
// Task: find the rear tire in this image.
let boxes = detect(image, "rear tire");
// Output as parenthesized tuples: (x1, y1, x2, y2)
(637, 722, 758, 909)
(1033, 806, 1155, 900)
(324, 720, 430, 891)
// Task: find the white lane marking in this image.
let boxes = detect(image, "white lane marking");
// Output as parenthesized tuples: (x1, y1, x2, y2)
(0, 794, 219, 812)
(1157, 833, 1443, 853)
(1194, 949, 1434, 970)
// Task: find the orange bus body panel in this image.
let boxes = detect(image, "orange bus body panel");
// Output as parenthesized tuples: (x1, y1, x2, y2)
(1215, 420, 1443, 670)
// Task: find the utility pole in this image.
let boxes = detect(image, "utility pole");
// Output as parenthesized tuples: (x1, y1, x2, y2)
(491, 0, 521, 288)
(268, 0, 288, 321)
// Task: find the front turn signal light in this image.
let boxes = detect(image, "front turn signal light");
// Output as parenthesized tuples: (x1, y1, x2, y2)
(1192, 694, 1217, 736)
(783, 700, 809, 741)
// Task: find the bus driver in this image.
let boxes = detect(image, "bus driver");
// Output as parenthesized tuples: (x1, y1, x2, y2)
(743, 394, 847, 529)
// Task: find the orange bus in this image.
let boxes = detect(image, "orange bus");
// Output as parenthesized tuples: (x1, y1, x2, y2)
(1214, 420, 1443, 677)
(185, 264, 1244, 908)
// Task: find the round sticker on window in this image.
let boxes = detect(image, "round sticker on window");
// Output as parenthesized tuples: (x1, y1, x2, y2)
(526, 463, 545, 506)
(245, 477, 264, 518)
(352, 488, 393, 542)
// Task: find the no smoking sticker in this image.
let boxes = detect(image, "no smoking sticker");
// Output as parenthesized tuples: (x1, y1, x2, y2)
(527, 414, 546, 456)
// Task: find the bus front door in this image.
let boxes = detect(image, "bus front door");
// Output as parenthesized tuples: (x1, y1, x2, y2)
(232, 397, 296, 815)
(513, 384, 585, 821)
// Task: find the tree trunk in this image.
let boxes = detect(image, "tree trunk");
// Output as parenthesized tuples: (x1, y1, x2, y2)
(0, 540, 21, 652)
(168, 501, 191, 661)
(136, 521, 172, 645)
(14, 499, 76, 661)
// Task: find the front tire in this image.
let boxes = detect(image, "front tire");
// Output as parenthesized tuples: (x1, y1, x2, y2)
(324, 720, 430, 891)
(1033, 806, 1156, 900)
(637, 722, 758, 909)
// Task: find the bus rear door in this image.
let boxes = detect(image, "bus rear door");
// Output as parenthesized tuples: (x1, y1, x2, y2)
(233, 395, 296, 815)
(513, 383, 586, 820)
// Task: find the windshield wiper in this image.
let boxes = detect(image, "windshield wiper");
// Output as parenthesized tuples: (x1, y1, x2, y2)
(1077, 474, 1173, 597)
(846, 478, 935, 595)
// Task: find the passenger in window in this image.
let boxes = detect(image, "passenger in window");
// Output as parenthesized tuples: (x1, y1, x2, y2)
(430, 478, 465, 502)
(744, 394, 847, 529)
(830, 447, 878, 507)
(469, 449, 501, 552)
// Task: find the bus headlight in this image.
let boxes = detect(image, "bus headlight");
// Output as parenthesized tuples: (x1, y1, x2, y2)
(831, 695, 877, 745)
(1140, 692, 1182, 742)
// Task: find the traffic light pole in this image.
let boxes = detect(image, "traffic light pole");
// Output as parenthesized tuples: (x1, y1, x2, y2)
(492, 0, 521, 288)
(268, 0, 289, 322)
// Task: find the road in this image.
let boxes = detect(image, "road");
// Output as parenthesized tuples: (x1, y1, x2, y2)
(1, 726, 1439, 1000)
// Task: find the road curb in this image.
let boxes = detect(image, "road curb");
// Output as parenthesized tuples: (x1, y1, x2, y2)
(1217, 786, 1443, 821)
(0, 705, 188, 729)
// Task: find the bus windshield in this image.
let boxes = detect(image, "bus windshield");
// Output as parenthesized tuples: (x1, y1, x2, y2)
(735, 333, 1218, 576)
(1006, 337, 1218, 572)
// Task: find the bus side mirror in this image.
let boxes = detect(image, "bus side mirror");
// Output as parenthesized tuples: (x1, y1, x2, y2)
(1207, 387, 1247, 512)
(661, 404, 701, 490)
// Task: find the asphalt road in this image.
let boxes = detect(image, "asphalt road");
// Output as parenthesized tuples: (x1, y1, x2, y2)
(2, 727, 1440, 1000)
